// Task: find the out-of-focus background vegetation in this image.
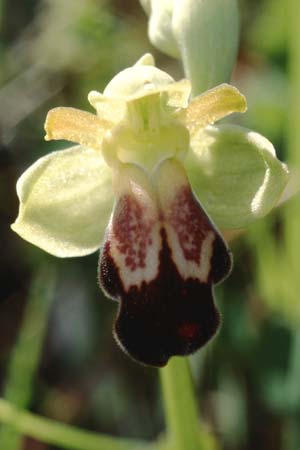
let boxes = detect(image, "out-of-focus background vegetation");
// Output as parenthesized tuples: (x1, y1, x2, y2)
(0, 0, 299, 449)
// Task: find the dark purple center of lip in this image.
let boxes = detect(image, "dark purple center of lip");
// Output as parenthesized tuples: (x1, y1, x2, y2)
(99, 224, 231, 367)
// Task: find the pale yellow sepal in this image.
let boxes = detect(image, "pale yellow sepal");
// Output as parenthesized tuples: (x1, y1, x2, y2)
(88, 93, 127, 125)
(103, 64, 174, 99)
(45, 107, 110, 150)
(11, 146, 114, 257)
(185, 84, 247, 134)
(88, 60, 191, 124)
(185, 124, 289, 229)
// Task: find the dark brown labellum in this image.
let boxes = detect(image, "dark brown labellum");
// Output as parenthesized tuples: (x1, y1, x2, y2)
(99, 171, 232, 367)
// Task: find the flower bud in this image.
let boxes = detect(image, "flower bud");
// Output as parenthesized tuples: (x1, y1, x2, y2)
(140, 0, 239, 96)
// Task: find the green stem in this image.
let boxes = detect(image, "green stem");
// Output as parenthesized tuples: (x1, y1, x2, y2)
(284, 2, 300, 448)
(282, 329, 300, 449)
(285, 329, 300, 406)
(0, 0, 3, 27)
(160, 357, 206, 450)
(0, 265, 56, 449)
(288, 0, 300, 166)
(0, 398, 144, 450)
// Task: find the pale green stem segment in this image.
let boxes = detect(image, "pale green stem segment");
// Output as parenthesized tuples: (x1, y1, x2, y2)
(282, 329, 300, 450)
(285, 0, 300, 315)
(288, 0, 300, 167)
(160, 357, 208, 450)
(284, 3, 300, 447)
(0, 0, 3, 26)
(286, 0, 300, 298)
(0, 399, 145, 450)
(0, 265, 56, 449)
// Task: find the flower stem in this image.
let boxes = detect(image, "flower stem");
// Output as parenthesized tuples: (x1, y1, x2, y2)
(288, 0, 300, 166)
(282, 329, 300, 449)
(284, 2, 300, 446)
(160, 357, 208, 450)
(0, 398, 145, 450)
(0, 265, 56, 449)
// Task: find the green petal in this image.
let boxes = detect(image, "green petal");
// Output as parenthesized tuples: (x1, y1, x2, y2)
(185, 124, 289, 229)
(12, 146, 114, 257)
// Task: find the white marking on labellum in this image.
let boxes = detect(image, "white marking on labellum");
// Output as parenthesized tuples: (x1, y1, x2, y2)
(107, 193, 161, 292)
(161, 184, 219, 283)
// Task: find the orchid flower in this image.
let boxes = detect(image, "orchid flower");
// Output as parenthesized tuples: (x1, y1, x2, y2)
(12, 54, 289, 366)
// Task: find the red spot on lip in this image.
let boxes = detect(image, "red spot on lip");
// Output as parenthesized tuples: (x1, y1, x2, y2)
(178, 322, 199, 340)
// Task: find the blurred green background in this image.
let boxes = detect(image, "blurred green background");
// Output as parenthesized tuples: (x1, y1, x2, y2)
(0, 0, 300, 449)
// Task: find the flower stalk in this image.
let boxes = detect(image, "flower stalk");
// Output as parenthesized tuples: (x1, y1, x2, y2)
(282, 2, 300, 446)
(0, 398, 143, 450)
(0, 265, 56, 449)
(160, 357, 215, 450)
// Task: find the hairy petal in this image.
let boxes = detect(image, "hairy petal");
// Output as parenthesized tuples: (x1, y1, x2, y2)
(45, 107, 110, 149)
(186, 124, 290, 229)
(12, 146, 114, 257)
(184, 84, 247, 134)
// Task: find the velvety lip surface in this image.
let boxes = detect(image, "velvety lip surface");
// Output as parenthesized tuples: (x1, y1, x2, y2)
(100, 225, 231, 367)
